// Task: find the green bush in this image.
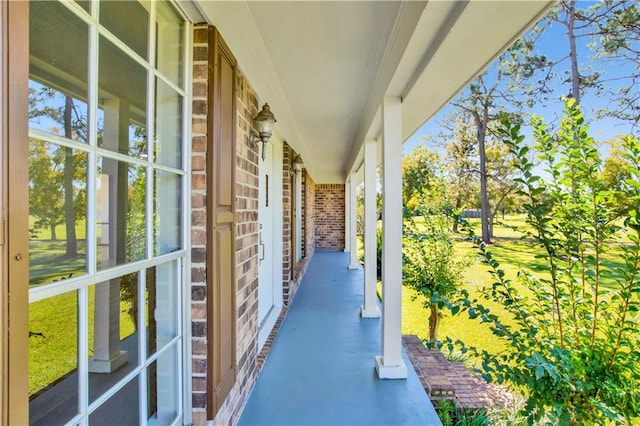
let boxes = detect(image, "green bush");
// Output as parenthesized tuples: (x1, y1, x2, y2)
(450, 100, 640, 424)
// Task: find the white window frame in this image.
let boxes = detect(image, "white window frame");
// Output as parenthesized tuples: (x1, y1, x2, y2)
(26, 1, 192, 424)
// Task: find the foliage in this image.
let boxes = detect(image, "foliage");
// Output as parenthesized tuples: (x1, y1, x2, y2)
(28, 139, 87, 242)
(534, 0, 640, 126)
(450, 100, 640, 424)
(443, 32, 548, 243)
(403, 180, 471, 343)
(600, 138, 635, 218)
(435, 399, 492, 426)
(402, 146, 442, 215)
(28, 86, 87, 255)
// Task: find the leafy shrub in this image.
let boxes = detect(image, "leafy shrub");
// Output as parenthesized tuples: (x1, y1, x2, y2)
(450, 100, 640, 424)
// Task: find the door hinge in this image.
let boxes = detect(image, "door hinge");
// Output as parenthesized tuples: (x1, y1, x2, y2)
(0, 218, 4, 246)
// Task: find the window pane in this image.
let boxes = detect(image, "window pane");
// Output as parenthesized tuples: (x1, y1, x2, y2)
(98, 36, 148, 159)
(89, 378, 140, 426)
(88, 273, 139, 403)
(154, 79, 183, 168)
(75, 0, 90, 14)
(29, 1, 89, 143)
(99, 0, 149, 60)
(156, 2, 184, 85)
(97, 157, 146, 269)
(146, 262, 178, 356)
(147, 345, 178, 424)
(29, 291, 79, 426)
(29, 141, 87, 287)
(154, 171, 182, 256)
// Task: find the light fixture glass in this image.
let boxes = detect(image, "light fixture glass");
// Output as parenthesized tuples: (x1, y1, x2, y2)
(292, 155, 304, 174)
(251, 103, 276, 160)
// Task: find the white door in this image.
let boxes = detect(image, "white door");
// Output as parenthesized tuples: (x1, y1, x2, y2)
(258, 141, 275, 325)
(257, 136, 284, 349)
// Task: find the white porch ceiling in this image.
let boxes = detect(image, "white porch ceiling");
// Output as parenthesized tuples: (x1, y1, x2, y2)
(191, 1, 554, 184)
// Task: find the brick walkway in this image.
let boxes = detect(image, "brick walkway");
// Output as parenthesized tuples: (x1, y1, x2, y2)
(402, 335, 514, 411)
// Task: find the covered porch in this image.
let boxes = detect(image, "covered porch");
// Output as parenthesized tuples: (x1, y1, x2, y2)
(237, 251, 441, 425)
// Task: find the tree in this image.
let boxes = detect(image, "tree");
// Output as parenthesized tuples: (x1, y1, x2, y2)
(484, 141, 520, 237)
(443, 116, 477, 233)
(534, 1, 640, 124)
(445, 37, 549, 244)
(442, 111, 522, 237)
(402, 146, 441, 216)
(600, 137, 634, 217)
(28, 85, 87, 256)
(452, 100, 640, 424)
(403, 177, 469, 344)
(29, 139, 65, 241)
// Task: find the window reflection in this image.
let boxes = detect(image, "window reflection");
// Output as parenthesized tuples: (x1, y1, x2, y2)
(100, 0, 149, 60)
(154, 171, 182, 256)
(88, 273, 139, 403)
(147, 345, 178, 424)
(29, 291, 79, 426)
(29, 81, 89, 144)
(29, 1, 89, 141)
(154, 79, 182, 168)
(97, 157, 146, 269)
(29, 141, 87, 287)
(89, 378, 140, 426)
(97, 35, 148, 159)
(146, 262, 178, 356)
(156, 1, 184, 85)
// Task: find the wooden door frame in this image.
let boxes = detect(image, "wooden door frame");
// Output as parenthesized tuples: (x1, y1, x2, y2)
(2, 1, 30, 424)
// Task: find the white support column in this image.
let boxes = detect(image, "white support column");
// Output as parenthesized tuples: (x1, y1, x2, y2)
(344, 176, 351, 253)
(90, 98, 127, 373)
(375, 96, 407, 379)
(361, 139, 381, 318)
(347, 173, 360, 269)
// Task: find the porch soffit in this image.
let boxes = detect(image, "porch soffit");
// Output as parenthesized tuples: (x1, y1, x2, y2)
(193, 1, 554, 184)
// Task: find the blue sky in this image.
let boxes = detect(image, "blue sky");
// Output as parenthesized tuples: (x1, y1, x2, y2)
(403, 2, 638, 157)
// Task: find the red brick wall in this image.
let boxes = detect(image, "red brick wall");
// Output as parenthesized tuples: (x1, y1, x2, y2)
(190, 24, 209, 425)
(315, 184, 345, 251)
(281, 143, 294, 303)
(303, 171, 316, 259)
(190, 25, 261, 426)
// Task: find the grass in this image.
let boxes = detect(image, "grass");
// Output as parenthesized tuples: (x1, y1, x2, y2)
(29, 285, 137, 396)
(28, 217, 137, 396)
(29, 218, 88, 287)
(397, 214, 633, 369)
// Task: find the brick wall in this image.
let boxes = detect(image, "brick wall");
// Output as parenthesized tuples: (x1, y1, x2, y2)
(216, 70, 261, 426)
(315, 184, 345, 251)
(190, 25, 261, 426)
(281, 143, 293, 301)
(190, 24, 209, 425)
(303, 171, 316, 259)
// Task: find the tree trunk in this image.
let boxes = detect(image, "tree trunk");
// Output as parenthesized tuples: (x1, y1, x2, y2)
(50, 223, 57, 241)
(429, 304, 441, 343)
(567, 1, 581, 105)
(452, 196, 462, 233)
(477, 117, 491, 244)
(64, 96, 77, 257)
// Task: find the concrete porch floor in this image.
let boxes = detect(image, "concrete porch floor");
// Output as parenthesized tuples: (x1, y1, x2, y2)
(237, 251, 441, 426)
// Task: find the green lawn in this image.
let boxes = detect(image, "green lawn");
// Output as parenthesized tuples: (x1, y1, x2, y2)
(463, 214, 635, 244)
(399, 236, 632, 369)
(28, 217, 137, 396)
(29, 285, 136, 396)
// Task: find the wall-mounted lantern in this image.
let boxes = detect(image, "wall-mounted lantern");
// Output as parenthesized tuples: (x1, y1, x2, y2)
(250, 103, 277, 161)
(292, 155, 304, 174)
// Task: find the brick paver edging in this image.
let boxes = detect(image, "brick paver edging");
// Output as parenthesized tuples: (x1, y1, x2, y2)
(402, 335, 514, 412)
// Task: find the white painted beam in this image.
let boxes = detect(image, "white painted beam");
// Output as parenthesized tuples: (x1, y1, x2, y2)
(361, 139, 381, 318)
(375, 97, 407, 379)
